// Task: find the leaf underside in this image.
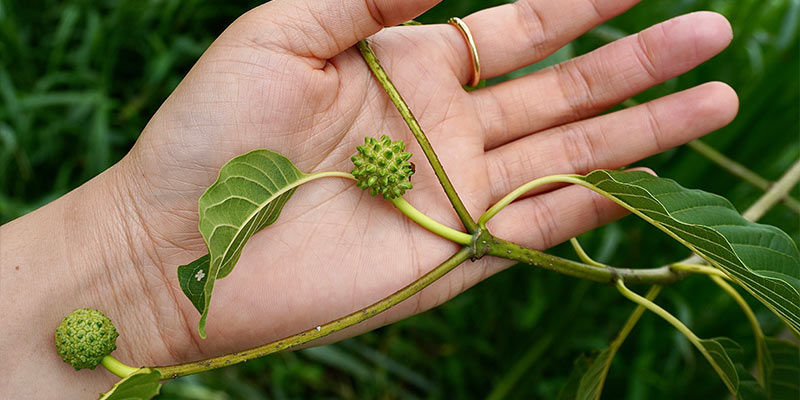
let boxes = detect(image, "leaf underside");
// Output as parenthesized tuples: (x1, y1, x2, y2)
(177, 254, 209, 314)
(700, 337, 741, 394)
(562, 170, 799, 399)
(763, 337, 800, 399)
(581, 170, 800, 334)
(99, 368, 161, 400)
(186, 149, 308, 338)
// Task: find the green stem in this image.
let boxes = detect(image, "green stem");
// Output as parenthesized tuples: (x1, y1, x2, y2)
(101, 355, 138, 378)
(391, 197, 472, 245)
(670, 263, 730, 280)
(594, 285, 662, 396)
(743, 159, 800, 221)
(357, 39, 478, 234)
(569, 237, 608, 268)
(155, 247, 473, 378)
(485, 334, 556, 400)
(710, 275, 767, 387)
(623, 97, 800, 215)
(306, 171, 357, 181)
(485, 234, 683, 285)
(688, 140, 800, 216)
(479, 174, 579, 227)
(615, 280, 736, 395)
(308, 172, 469, 244)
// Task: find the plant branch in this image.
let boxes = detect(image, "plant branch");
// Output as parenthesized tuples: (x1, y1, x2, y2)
(484, 234, 683, 285)
(391, 197, 472, 245)
(688, 140, 800, 215)
(615, 280, 736, 395)
(357, 39, 478, 234)
(743, 159, 800, 221)
(154, 247, 473, 378)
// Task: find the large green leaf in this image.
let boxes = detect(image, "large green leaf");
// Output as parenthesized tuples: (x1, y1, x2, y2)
(190, 149, 314, 338)
(99, 368, 161, 400)
(579, 170, 800, 334)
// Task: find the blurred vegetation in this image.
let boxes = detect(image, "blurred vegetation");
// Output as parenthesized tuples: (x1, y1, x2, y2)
(1, 0, 797, 399)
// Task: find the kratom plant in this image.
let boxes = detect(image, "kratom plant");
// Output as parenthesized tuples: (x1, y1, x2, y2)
(54, 37, 800, 400)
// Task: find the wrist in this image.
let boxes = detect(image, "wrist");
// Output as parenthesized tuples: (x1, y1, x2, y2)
(70, 160, 203, 366)
(0, 162, 197, 397)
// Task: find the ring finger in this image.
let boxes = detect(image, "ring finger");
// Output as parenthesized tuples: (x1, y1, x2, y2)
(442, 0, 642, 85)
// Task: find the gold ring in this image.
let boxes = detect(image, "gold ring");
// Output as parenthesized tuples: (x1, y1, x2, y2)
(448, 17, 481, 88)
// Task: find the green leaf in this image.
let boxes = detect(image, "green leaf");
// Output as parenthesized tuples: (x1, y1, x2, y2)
(734, 364, 769, 400)
(99, 368, 161, 400)
(186, 150, 353, 338)
(568, 286, 661, 400)
(574, 349, 613, 400)
(177, 254, 209, 314)
(556, 354, 591, 400)
(579, 170, 800, 334)
(764, 337, 800, 399)
(563, 337, 766, 399)
(194, 149, 307, 338)
(699, 337, 740, 394)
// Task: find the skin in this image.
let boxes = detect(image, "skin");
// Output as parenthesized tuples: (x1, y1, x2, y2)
(0, 0, 738, 397)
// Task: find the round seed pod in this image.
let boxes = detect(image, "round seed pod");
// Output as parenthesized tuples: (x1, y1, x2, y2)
(351, 135, 414, 199)
(54, 308, 119, 370)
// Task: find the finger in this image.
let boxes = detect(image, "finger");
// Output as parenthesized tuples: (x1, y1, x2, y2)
(483, 82, 738, 203)
(474, 12, 733, 149)
(444, 0, 641, 85)
(487, 183, 629, 250)
(244, 0, 441, 61)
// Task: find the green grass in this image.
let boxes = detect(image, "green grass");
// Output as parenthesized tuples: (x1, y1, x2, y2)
(1, 0, 798, 398)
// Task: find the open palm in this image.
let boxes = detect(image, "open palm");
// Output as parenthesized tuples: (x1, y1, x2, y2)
(119, 0, 738, 363)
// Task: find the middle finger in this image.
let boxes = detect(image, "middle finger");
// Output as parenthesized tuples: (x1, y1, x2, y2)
(473, 12, 733, 150)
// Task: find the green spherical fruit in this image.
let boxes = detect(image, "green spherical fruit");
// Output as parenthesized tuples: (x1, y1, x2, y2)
(54, 308, 119, 370)
(351, 135, 414, 199)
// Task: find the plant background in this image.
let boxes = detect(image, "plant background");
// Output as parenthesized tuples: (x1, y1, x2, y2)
(1, 0, 797, 398)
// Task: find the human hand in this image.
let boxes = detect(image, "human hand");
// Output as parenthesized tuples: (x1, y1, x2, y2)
(0, 2, 739, 395)
(113, 0, 738, 364)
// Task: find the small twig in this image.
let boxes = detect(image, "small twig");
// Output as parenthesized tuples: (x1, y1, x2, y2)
(743, 159, 800, 221)
(688, 140, 800, 215)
